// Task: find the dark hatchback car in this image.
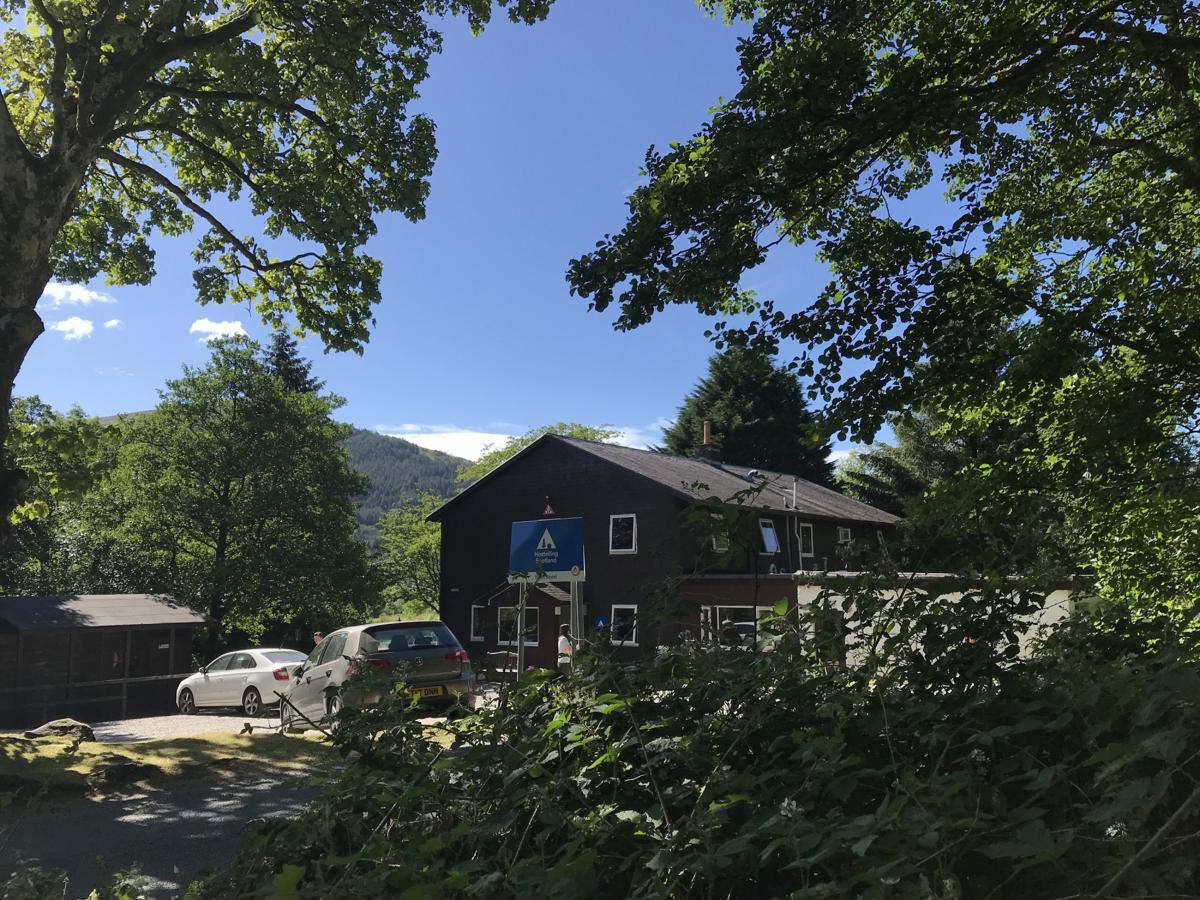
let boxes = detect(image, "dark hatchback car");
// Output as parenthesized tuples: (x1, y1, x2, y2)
(278, 621, 474, 729)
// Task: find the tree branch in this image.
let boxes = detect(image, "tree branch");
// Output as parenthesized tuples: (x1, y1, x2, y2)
(26, 0, 70, 141)
(0, 88, 35, 168)
(100, 148, 265, 269)
(145, 81, 335, 133)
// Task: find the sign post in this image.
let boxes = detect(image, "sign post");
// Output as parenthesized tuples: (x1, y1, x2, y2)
(509, 517, 585, 676)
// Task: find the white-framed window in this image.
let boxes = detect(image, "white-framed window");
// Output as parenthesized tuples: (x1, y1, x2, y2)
(609, 513, 637, 554)
(498, 606, 539, 646)
(611, 604, 638, 646)
(711, 514, 730, 552)
(797, 522, 815, 557)
(759, 518, 781, 554)
(837, 526, 852, 545)
(469, 605, 486, 642)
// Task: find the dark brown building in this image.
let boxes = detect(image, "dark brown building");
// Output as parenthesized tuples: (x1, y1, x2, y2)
(0, 593, 209, 726)
(429, 436, 899, 669)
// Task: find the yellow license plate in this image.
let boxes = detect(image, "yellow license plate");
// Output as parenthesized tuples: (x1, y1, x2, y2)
(401, 685, 445, 699)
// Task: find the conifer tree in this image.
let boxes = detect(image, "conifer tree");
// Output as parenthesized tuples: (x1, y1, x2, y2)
(661, 349, 834, 486)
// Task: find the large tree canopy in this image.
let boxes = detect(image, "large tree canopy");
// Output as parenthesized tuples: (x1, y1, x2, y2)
(0, 0, 551, 527)
(568, 0, 1200, 447)
(91, 339, 373, 649)
(660, 347, 834, 486)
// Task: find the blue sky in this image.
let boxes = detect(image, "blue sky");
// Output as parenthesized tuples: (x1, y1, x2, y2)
(18, 0, 841, 461)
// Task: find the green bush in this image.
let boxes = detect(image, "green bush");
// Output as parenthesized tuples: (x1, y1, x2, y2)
(211, 586, 1200, 898)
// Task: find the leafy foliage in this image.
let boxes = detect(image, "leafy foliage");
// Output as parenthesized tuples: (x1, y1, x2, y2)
(567, 0, 1200, 608)
(69, 339, 374, 647)
(375, 493, 443, 620)
(212, 583, 1200, 898)
(0, 0, 553, 528)
(457, 423, 621, 483)
(661, 347, 833, 485)
(838, 408, 1066, 573)
(0, 397, 118, 593)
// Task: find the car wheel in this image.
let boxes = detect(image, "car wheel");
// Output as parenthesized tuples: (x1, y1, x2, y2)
(242, 687, 263, 717)
(178, 688, 196, 715)
(326, 696, 342, 732)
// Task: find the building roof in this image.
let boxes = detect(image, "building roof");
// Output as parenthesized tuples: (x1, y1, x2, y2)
(0, 594, 210, 631)
(430, 434, 899, 525)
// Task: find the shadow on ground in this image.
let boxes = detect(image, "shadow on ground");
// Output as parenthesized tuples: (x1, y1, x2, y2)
(0, 768, 319, 897)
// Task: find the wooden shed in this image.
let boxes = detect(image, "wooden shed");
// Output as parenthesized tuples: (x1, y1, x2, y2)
(0, 594, 210, 726)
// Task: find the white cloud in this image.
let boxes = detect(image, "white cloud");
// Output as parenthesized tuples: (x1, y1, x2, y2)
(49, 316, 95, 341)
(39, 282, 115, 309)
(190, 318, 247, 342)
(103, 318, 122, 329)
(613, 418, 673, 450)
(377, 425, 513, 461)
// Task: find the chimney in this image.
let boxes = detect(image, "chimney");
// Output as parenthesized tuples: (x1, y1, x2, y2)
(696, 420, 719, 462)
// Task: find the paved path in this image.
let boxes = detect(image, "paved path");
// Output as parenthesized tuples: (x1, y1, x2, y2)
(0, 769, 317, 898)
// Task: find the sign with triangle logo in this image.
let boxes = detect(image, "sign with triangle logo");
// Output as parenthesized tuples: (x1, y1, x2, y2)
(508, 517, 585, 583)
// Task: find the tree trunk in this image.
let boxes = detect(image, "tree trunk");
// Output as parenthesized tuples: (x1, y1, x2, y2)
(0, 271, 49, 542)
(0, 131, 90, 541)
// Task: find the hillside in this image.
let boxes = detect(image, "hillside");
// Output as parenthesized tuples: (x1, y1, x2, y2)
(344, 428, 465, 541)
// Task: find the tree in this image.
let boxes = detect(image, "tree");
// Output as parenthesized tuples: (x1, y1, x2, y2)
(91, 339, 372, 650)
(262, 331, 321, 393)
(569, 1, 1200, 444)
(661, 348, 833, 485)
(0, 0, 552, 531)
(0, 396, 116, 593)
(838, 408, 1065, 572)
(567, 1, 1200, 597)
(376, 492, 443, 620)
(457, 423, 621, 483)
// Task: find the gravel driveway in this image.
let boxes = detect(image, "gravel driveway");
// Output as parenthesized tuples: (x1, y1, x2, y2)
(91, 710, 286, 743)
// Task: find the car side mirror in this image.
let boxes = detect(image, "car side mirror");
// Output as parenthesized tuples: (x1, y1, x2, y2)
(292, 665, 305, 679)
(199, 665, 208, 675)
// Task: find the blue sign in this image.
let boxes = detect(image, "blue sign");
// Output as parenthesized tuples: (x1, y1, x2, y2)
(509, 517, 586, 582)
(595, 614, 609, 628)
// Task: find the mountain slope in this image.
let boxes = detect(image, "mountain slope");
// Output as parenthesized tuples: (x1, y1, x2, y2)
(344, 428, 465, 540)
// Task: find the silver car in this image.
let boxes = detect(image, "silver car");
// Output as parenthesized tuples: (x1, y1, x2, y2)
(277, 621, 474, 730)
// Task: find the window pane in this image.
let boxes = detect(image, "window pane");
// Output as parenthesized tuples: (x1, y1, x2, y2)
(610, 515, 636, 551)
(207, 653, 233, 673)
(611, 607, 638, 644)
(498, 607, 539, 645)
(471, 607, 485, 640)
(711, 514, 730, 552)
(799, 524, 814, 555)
(759, 519, 780, 553)
(364, 623, 458, 651)
(263, 651, 306, 664)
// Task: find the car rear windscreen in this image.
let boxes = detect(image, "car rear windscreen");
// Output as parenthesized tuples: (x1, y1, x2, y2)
(362, 624, 459, 653)
(263, 650, 307, 663)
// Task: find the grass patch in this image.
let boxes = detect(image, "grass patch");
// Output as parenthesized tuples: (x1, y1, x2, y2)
(0, 730, 333, 796)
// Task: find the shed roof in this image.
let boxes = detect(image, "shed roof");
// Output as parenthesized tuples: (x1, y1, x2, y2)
(0, 594, 210, 631)
(430, 435, 899, 525)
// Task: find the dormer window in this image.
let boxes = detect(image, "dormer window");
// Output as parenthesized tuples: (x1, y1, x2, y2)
(759, 518, 781, 554)
(609, 514, 637, 554)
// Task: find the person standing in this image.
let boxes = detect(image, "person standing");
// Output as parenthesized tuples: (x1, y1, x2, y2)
(557, 624, 574, 675)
